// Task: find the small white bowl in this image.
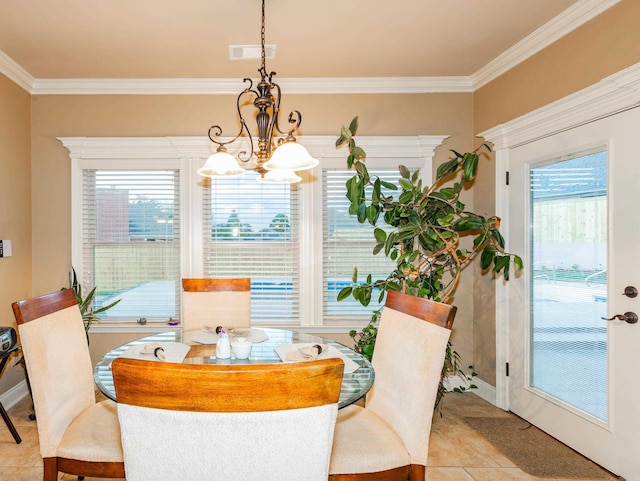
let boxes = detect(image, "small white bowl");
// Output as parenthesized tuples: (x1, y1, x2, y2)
(232, 338, 253, 360)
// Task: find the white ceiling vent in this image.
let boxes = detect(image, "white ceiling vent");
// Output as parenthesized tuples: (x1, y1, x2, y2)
(229, 45, 276, 60)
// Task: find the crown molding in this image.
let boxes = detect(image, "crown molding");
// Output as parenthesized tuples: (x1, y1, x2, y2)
(479, 62, 640, 150)
(0, 50, 34, 92)
(471, 0, 621, 90)
(31, 76, 473, 95)
(1, 0, 620, 96)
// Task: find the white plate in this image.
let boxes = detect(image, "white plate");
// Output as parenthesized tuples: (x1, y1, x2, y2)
(275, 343, 360, 374)
(118, 342, 191, 363)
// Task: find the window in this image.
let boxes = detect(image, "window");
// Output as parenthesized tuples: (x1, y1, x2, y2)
(203, 171, 300, 322)
(82, 169, 181, 320)
(323, 168, 401, 320)
(62, 135, 442, 329)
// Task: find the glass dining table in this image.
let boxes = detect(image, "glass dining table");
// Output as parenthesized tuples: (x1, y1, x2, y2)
(94, 327, 374, 409)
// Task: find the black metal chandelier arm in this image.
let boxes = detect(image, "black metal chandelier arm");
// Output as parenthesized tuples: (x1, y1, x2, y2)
(270, 82, 303, 138)
(207, 79, 260, 163)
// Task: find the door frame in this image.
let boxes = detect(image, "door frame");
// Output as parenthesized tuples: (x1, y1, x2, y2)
(480, 62, 640, 410)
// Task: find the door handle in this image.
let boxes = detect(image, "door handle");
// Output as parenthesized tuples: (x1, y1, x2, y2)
(602, 312, 638, 324)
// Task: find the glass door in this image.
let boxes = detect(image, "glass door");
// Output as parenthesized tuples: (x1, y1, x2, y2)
(507, 106, 640, 479)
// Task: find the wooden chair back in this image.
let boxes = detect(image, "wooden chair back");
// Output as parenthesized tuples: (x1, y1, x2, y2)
(384, 289, 457, 328)
(112, 357, 344, 481)
(181, 277, 251, 330)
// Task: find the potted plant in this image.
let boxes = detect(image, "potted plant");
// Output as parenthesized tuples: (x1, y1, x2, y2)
(66, 267, 121, 333)
(335, 117, 522, 409)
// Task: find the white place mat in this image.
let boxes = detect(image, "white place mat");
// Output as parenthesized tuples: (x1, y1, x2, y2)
(119, 342, 191, 363)
(274, 343, 360, 374)
(190, 328, 269, 345)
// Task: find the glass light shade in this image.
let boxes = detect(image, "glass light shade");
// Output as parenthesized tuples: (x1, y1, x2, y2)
(258, 169, 302, 184)
(263, 141, 319, 171)
(198, 151, 245, 178)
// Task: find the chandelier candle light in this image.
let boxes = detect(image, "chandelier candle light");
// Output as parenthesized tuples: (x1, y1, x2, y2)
(197, 0, 318, 184)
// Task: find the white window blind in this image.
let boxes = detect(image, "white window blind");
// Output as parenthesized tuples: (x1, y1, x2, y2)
(529, 149, 608, 420)
(82, 169, 181, 321)
(203, 171, 300, 322)
(323, 168, 400, 320)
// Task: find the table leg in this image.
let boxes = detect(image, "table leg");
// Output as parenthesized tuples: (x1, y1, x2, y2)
(0, 354, 21, 444)
(0, 401, 21, 444)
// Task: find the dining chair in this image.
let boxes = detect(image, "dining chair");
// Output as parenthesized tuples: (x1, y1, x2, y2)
(181, 277, 251, 330)
(11, 288, 124, 481)
(112, 356, 344, 481)
(328, 289, 456, 481)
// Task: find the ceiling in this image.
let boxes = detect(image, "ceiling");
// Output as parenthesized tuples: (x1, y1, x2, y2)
(0, 0, 604, 92)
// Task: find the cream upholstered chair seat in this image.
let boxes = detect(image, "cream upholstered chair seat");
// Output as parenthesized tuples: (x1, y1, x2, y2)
(181, 277, 251, 330)
(12, 289, 124, 481)
(328, 290, 455, 481)
(112, 356, 344, 481)
(330, 405, 410, 473)
(55, 400, 122, 462)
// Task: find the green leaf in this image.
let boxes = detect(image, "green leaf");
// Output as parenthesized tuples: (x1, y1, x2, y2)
(398, 178, 413, 191)
(438, 187, 456, 199)
(453, 216, 485, 231)
(373, 228, 387, 243)
(341, 126, 352, 142)
(352, 268, 358, 283)
(352, 146, 366, 161)
(357, 202, 367, 223)
(491, 229, 505, 248)
(514, 255, 524, 270)
(436, 158, 459, 180)
(372, 242, 384, 255)
(480, 248, 495, 269)
(493, 255, 511, 280)
(398, 190, 414, 204)
(337, 286, 352, 301)
(354, 160, 370, 182)
(399, 165, 411, 179)
(372, 178, 381, 205)
(362, 344, 375, 359)
(462, 153, 479, 182)
(348, 116, 359, 135)
(366, 204, 379, 224)
(384, 232, 397, 256)
(379, 180, 397, 190)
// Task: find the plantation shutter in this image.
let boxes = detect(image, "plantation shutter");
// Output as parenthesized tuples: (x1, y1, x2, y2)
(82, 169, 181, 321)
(323, 168, 400, 320)
(202, 171, 300, 323)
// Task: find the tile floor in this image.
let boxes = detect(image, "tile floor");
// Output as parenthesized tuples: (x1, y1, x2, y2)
(0, 392, 618, 481)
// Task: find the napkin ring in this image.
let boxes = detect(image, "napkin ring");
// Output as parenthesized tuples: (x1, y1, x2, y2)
(153, 347, 165, 359)
(313, 344, 323, 355)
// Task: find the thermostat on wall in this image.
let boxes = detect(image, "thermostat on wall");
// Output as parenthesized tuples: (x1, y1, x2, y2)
(0, 240, 12, 257)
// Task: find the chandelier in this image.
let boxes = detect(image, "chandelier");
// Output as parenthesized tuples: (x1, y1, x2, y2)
(197, 0, 318, 184)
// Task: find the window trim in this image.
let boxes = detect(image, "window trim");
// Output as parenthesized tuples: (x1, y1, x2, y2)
(60, 134, 447, 330)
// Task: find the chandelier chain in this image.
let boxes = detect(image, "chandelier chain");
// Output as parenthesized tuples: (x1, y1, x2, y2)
(261, 0, 266, 74)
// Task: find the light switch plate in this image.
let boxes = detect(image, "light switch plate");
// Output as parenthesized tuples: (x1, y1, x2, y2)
(0, 240, 12, 257)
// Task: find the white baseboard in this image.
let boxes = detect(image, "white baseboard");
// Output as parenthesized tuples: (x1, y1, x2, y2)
(0, 380, 29, 410)
(445, 375, 498, 407)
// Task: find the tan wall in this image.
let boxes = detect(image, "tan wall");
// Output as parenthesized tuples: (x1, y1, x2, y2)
(474, 0, 640, 133)
(31, 92, 478, 369)
(0, 75, 31, 394)
(471, 0, 640, 385)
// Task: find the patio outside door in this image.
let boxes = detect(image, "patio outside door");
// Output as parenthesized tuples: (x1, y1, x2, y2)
(507, 106, 640, 479)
